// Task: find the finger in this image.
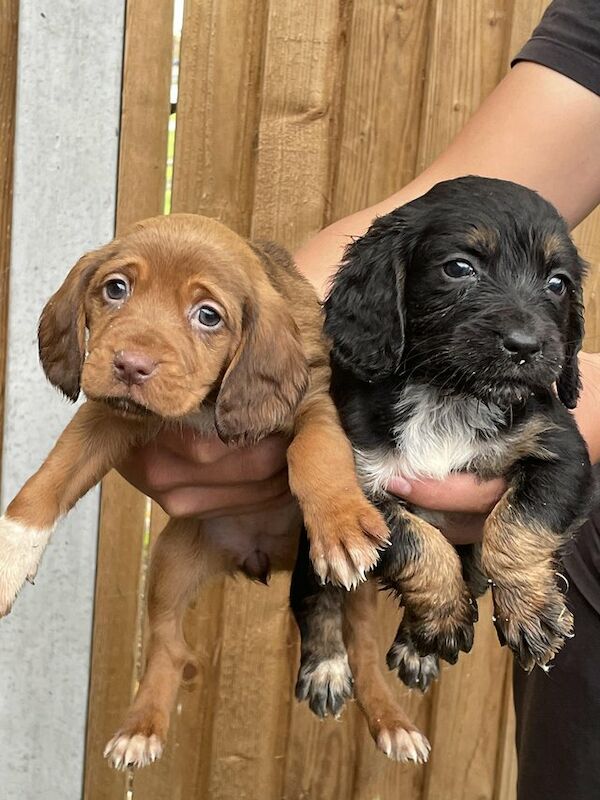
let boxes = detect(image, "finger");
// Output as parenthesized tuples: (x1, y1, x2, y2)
(119, 442, 289, 494)
(157, 429, 290, 468)
(156, 474, 293, 519)
(387, 473, 506, 514)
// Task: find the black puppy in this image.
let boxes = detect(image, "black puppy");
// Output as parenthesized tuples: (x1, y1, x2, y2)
(292, 176, 594, 718)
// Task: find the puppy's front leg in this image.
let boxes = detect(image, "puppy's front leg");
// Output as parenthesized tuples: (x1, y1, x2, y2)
(482, 440, 594, 671)
(0, 401, 147, 615)
(287, 394, 389, 589)
(378, 503, 476, 665)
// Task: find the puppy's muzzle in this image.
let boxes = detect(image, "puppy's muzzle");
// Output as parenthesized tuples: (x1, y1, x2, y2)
(113, 350, 157, 386)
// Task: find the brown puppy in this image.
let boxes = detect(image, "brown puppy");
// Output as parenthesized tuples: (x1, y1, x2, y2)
(0, 214, 393, 768)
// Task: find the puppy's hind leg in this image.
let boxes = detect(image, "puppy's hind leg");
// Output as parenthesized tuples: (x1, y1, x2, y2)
(291, 529, 352, 719)
(104, 518, 227, 770)
(344, 581, 430, 764)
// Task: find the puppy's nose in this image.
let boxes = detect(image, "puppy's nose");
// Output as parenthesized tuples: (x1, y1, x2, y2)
(113, 351, 157, 385)
(501, 330, 542, 363)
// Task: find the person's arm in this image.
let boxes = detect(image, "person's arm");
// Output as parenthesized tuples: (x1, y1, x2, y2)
(296, 62, 600, 295)
(120, 62, 600, 533)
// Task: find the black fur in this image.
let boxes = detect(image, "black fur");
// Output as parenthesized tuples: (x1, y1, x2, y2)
(293, 177, 595, 708)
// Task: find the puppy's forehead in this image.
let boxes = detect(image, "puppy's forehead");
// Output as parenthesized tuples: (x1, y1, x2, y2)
(121, 215, 259, 289)
(414, 177, 572, 264)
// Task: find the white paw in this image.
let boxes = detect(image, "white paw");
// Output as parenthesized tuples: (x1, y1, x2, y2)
(0, 515, 52, 616)
(296, 654, 353, 718)
(103, 732, 164, 770)
(376, 727, 431, 764)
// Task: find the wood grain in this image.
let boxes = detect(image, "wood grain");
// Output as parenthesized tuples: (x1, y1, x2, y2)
(574, 207, 600, 353)
(330, 0, 431, 220)
(422, 596, 510, 800)
(0, 0, 18, 487)
(250, 0, 347, 249)
(494, 658, 517, 800)
(171, 0, 267, 235)
(83, 2, 174, 797)
(416, 0, 512, 172)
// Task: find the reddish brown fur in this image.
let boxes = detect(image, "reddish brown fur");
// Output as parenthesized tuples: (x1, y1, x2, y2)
(2, 213, 392, 766)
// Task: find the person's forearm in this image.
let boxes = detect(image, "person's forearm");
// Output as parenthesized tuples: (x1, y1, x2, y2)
(295, 62, 600, 295)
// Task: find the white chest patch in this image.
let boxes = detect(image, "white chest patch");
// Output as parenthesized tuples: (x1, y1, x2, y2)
(355, 383, 505, 496)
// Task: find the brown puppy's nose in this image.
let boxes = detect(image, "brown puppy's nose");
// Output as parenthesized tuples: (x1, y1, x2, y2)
(113, 351, 157, 385)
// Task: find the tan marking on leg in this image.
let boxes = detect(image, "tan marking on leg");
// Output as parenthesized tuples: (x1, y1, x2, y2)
(385, 508, 475, 661)
(288, 394, 389, 589)
(482, 492, 572, 670)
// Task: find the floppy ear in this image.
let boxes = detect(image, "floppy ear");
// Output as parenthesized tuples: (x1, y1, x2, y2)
(38, 249, 105, 401)
(215, 283, 309, 447)
(556, 265, 586, 408)
(324, 213, 412, 381)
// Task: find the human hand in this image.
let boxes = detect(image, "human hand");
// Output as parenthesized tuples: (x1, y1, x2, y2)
(387, 473, 507, 545)
(118, 429, 291, 519)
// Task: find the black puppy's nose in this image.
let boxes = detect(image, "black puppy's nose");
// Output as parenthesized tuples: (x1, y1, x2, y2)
(113, 351, 157, 385)
(501, 330, 542, 363)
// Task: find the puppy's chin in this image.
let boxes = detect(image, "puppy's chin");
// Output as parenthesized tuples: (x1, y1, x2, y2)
(470, 367, 559, 408)
(476, 382, 533, 408)
(101, 396, 155, 418)
(82, 380, 208, 420)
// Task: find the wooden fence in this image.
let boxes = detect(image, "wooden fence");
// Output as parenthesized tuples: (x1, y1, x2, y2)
(0, 1, 598, 798)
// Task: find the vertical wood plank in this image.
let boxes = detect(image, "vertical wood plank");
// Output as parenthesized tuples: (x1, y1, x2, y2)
(494, 658, 517, 800)
(0, 0, 18, 487)
(171, 0, 267, 235)
(0, 2, 124, 797)
(250, 1, 347, 249)
(330, 0, 431, 220)
(83, 2, 174, 798)
(422, 598, 510, 800)
(416, 0, 512, 172)
(574, 210, 600, 352)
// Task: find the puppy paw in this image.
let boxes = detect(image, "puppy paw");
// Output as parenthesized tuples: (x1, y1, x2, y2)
(295, 654, 353, 718)
(104, 732, 164, 770)
(0, 515, 52, 617)
(386, 637, 439, 692)
(492, 585, 573, 671)
(375, 724, 431, 764)
(307, 496, 389, 590)
(408, 593, 477, 665)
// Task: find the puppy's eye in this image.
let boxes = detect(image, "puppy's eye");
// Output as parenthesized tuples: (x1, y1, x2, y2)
(442, 260, 475, 279)
(193, 304, 223, 330)
(102, 276, 130, 304)
(546, 275, 567, 296)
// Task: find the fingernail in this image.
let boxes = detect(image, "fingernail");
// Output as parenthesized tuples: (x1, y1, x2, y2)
(388, 476, 412, 496)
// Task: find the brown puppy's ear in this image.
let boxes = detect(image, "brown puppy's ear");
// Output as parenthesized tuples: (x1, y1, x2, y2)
(38, 249, 105, 401)
(215, 287, 309, 447)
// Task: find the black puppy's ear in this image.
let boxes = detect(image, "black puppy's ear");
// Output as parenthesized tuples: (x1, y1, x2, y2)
(324, 214, 411, 381)
(556, 264, 586, 408)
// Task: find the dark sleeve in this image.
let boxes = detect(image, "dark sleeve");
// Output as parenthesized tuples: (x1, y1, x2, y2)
(512, 0, 600, 97)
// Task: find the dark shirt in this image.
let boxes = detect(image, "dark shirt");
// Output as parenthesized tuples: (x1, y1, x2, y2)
(513, 0, 600, 613)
